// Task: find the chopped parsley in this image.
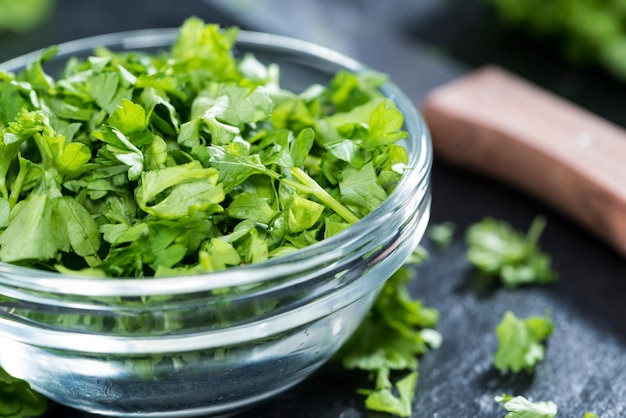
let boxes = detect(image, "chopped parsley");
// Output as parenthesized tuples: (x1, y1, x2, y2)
(427, 221, 456, 249)
(495, 393, 558, 418)
(0, 368, 46, 418)
(0, 17, 410, 277)
(0, 16, 417, 417)
(494, 310, 554, 374)
(466, 216, 557, 287)
(337, 251, 441, 417)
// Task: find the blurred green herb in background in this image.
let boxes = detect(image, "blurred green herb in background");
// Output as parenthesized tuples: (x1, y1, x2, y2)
(487, 0, 626, 81)
(0, 0, 54, 33)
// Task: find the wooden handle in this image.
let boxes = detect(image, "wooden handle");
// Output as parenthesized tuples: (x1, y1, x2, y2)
(420, 65, 626, 257)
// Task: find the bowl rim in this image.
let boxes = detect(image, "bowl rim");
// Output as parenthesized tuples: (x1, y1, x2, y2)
(0, 28, 432, 296)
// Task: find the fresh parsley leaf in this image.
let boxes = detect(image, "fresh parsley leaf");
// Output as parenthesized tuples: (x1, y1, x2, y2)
(495, 393, 557, 418)
(171, 17, 240, 81)
(494, 310, 554, 374)
(338, 161, 387, 216)
(360, 371, 417, 418)
(466, 216, 557, 287)
(428, 221, 456, 249)
(0, 367, 47, 418)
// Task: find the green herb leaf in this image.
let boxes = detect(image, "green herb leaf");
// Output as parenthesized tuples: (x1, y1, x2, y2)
(487, 0, 626, 82)
(361, 371, 418, 418)
(208, 143, 271, 193)
(494, 311, 554, 374)
(54, 197, 101, 262)
(227, 193, 276, 225)
(428, 221, 456, 249)
(0, 367, 47, 418)
(466, 216, 557, 287)
(136, 162, 224, 219)
(171, 17, 239, 81)
(495, 393, 558, 418)
(339, 161, 387, 216)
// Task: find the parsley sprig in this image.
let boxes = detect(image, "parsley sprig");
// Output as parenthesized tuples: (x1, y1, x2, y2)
(494, 310, 554, 374)
(466, 216, 557, 287)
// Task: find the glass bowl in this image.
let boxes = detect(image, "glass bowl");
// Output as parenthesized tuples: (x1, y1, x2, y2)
(0, 28, 432, 417)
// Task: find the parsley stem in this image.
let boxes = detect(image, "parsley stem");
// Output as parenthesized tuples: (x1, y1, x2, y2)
(8, 165, 27, 208)
(288, 167, 360, 224)
(0, 180, 8, 201)
(525, 215, 547, 246)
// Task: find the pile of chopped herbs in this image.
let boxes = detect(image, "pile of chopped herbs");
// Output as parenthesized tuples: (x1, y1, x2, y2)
(0, 17, 410, 277)
(0, 16, 421, 418)
(337, 248, 441, 417)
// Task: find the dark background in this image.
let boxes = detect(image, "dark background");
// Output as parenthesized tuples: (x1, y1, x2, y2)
(2, 1, 626, 417)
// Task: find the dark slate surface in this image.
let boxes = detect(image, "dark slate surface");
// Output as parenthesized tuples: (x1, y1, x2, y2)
(2, 0, 625, 417)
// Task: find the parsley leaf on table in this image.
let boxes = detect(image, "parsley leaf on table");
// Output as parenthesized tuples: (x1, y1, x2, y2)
(427, 221, 456, 249)
(465, 216, 557, 287)
(0, 367, 46, 418)
(495, 393, 558, 418)
(494, 310, 554, 374)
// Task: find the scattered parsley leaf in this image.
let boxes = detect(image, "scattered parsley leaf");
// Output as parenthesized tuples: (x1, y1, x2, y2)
(466, 216, 557, 287)
(0, 367, 47, 418)
(495, 393, 557, 418)
(494, 310, 554, 374)
(428, 221, 456, 249)
(361, 371, 417, 417)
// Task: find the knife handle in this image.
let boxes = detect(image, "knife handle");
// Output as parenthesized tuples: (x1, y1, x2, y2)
(420, 65, 626, 257)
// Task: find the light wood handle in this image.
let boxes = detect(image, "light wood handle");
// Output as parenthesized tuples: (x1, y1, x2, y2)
(420, 65, 626, 257)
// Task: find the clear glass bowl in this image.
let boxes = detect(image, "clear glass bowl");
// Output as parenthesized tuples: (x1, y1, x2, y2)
(0, 29, 432, 417)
